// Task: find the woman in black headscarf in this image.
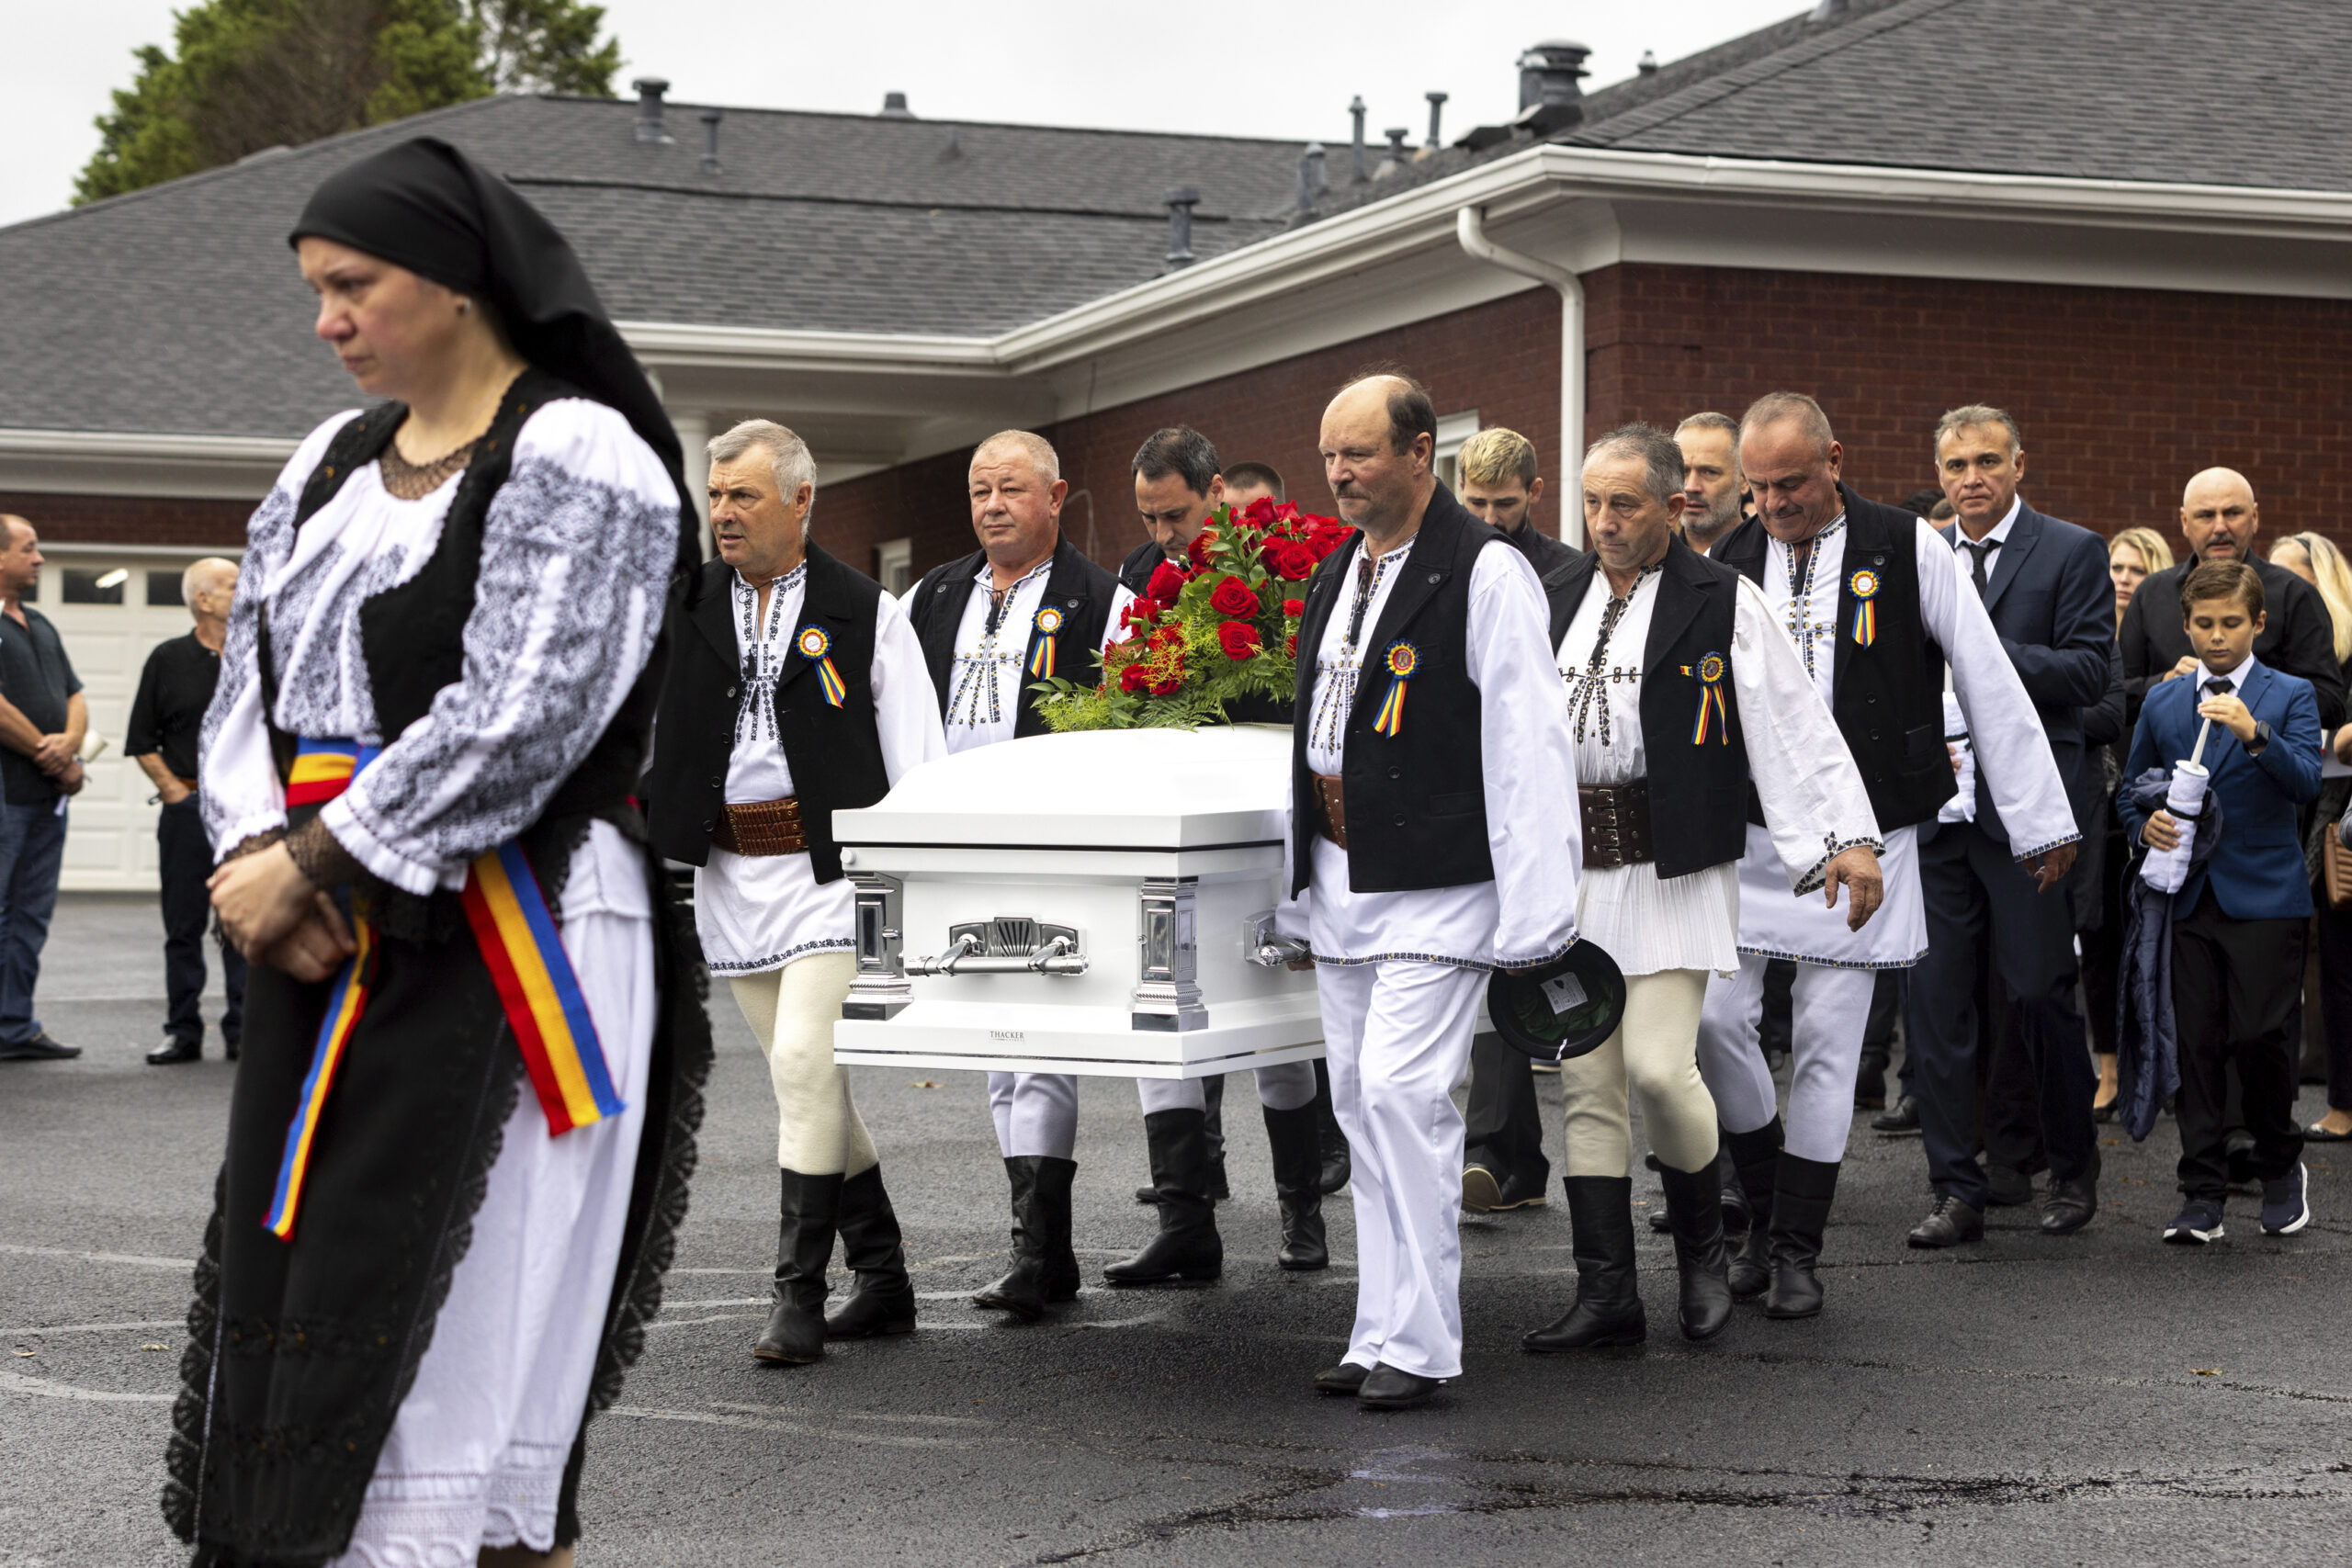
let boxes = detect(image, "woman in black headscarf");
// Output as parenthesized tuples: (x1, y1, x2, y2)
(170, 137, 711, 1568)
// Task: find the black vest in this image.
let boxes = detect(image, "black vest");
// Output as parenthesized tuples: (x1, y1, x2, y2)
(1289, 486, 1504, 896)
(646, 544, 888, 883)
(1553, 541, 1749, 877)
(1712, 483, 1952, 831)
(903, 535, 1117, 739)
(267, 371, 666, 908)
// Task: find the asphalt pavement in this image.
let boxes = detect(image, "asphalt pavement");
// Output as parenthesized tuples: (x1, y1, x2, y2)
(6, 893, 2352, 1566)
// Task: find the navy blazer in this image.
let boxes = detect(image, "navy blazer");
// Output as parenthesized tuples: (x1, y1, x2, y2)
(1938, 503, 2115, 840)
(2117, 659, 2323, 922)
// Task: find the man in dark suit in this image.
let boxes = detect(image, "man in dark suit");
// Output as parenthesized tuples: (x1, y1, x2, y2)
(2120, 560, 2323, 1242)
(2119, 468, 2344, 730)
(1906, 405, 2115, 1248)
(1453, 424, 1576, 1213)
(1118, 426, 1226, 597)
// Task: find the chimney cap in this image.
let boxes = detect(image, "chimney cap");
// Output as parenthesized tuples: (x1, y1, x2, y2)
(1638, 50, 1659, 74)
(631, 75, 671, 96)
(1164, 186, 1202, 206)
(631, 77, 673, 143)
(879, 90, 914, 118)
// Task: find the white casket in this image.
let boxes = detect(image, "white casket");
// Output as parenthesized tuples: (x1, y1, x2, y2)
(830, 725, 1320, 1078)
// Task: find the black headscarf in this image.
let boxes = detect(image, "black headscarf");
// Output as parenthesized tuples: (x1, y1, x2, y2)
(289, 136, 693, 573)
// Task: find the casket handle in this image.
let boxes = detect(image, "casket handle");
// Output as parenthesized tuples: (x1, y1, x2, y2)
(1241, 910, 1310, 968)
(907, 921, 1090, 977)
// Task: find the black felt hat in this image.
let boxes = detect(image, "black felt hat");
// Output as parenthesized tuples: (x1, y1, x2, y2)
(1486, 941, 1626, 1061)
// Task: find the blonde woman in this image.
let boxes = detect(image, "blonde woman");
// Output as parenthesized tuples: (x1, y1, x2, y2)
(2108, 527, 2174, 628)
(2270, 532, 2352, 1142)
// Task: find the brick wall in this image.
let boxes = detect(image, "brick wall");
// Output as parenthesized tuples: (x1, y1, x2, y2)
(0, 492, 253, 548)
(820, 261, 2352, 582)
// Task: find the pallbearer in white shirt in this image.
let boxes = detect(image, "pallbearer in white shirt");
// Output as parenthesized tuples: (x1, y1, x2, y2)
(1289, 374, 1581, 1411)
(1699, 393, 2077, 1318)
(648, 420, 945, 1366)
(1530, 425, 1884, 1354)
(899, 431, 1133, 1319)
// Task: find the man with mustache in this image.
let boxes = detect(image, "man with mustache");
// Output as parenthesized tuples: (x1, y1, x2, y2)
(1696, 392, 2075, 1319)
(2117, 468, 2344, 728)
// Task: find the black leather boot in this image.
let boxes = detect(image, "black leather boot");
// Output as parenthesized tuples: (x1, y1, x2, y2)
(1521, 1176, 1645, 1352)
(1261, 1100, 1329, 1271)
(1313, 1064, 1351, 1194)
(1104, 1110, 1224, 1284)
(752, 1169, 842, 1365)
(1718, 1140, 1750, 1238)
(1724, 1119, 1783, 1302)
(824, 1165, 916, 1339)
(1657, 1158, 1734, 1342)
(973, 1156, 1080, 1320)
(1765, 1153, 1841, 1320)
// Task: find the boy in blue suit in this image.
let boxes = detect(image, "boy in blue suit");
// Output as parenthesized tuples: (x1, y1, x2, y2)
(2120, 559, 2323, 1242)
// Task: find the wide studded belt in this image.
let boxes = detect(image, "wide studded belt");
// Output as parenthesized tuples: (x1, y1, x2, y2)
(1580, 782, 1655, 870)
(1314, 773, 1348, 851)
(714, 796, 808, 857)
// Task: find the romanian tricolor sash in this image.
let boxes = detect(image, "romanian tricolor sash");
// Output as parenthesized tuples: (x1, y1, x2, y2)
(262, 739, 623, 1240)
(797, 625, 848, 707)
(1849, 569, 1880, 648)
(1372, 640, 1417, 738)
(1028, 604, 1064, 679)
(1689, 651, 1730, 744)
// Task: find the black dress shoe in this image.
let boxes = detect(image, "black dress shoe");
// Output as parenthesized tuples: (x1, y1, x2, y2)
(1870, 1094, 1919, 1134)
(1357, 1362, 1442, 1410)
(1133, 1184, 1158, 1205)
(146, 1037, 202, 1066)
(1491, 1169, 1549, 1210)
(1314, 1360, 1371, 1395)
(1906, 1194, 1984, 1249)
(1984, 1163, 2034, 1208)
(2040, 1175, 2097, 1235)
(1853, 1056, 1887, 1111)
(223, 1036, 240, 1063)
(0, 1032, 79, 1061)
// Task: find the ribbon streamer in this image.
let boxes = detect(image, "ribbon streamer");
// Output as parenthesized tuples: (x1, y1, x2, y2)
(797, 625, 847, 707)
(1029, 605, 1064, 679)
(1849, 568, 1880, 649)
(260, 917, 374, 1240)
(1690, 652, 1730, 744)
(1372, 641, 1417, 738)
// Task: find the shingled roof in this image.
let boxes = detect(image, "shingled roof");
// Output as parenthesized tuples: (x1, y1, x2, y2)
(0, 92, 1300, 438)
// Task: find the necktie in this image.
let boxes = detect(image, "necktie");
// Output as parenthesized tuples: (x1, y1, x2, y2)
(1962, 537, 2001, 595)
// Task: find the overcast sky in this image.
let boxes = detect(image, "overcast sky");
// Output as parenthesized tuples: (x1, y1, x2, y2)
(5, 0, 1793, 228)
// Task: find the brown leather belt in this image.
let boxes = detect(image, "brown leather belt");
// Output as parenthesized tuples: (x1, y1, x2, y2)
(1314, 773, 1348, 850)
(1580, 781, 1654, 870)
(713, 796, 808, 857)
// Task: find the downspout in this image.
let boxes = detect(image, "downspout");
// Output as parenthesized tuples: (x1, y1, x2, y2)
(1454, 205, 1585, 547)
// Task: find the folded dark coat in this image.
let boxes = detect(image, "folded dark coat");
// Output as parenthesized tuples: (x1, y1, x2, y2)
(2114, 768, 2224, 1142)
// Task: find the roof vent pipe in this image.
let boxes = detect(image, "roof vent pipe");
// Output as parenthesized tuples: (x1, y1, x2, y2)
(1638, 51, 1659, 75)
(1809, 0, 1849, 18)
(879, 90, 914, 118)
(1348, 96, 1368, 183)
(1162, 186, 1201, 273)
(1517, 41, 1589, 110)
(1291, 143, 1325, 225)
(631, 77, 673, 143)
(698, 109, 722, 174)
(1424, 91, 1448, 150)
(1377, 128, 1409, 178)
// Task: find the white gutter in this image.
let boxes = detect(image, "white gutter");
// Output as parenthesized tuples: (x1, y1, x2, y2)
(1454, 205, 1586, 548)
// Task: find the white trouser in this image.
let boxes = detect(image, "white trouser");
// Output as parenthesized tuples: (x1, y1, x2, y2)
(1558, 968, 1716, 1178)
(988, 1072, 1079, 1160)
(1317, 958, 1486, 1382)
(729, 952, 876, 1177)
(1135, 1063, 1318, 1115)
(1695, 954, 1878, 1165)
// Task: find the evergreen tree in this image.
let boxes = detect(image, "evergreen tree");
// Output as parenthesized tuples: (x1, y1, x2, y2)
(75, 0, 620, 205)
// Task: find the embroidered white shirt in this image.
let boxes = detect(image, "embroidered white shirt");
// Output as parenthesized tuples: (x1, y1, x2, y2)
(939, 558, 1134, 754)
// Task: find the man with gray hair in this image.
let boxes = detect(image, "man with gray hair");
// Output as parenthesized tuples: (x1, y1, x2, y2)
(902, 430, 1135, 1322)
(1526, 423, 1881, 1356)
(130, 556, 244, 1065)
(1674, 412, 1748, 553)
(649, 418, 946, 1367)
(1696, 393, 2075, 1318)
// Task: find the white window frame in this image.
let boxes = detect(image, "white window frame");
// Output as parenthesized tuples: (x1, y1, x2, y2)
(1433, 409, 1480, 493)
(876, 537, 914, 596)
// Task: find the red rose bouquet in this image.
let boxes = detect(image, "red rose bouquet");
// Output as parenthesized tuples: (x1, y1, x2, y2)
(1035, 497, 1353, 730)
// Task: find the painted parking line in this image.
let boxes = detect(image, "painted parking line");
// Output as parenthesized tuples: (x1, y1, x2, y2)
(0, 1369, 174, 1404)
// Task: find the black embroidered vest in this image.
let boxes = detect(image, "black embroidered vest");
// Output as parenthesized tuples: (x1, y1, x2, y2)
(1289, 486, 1504, 896)
(1553, 542, 1749, 877)
(903, 535, 1117, 739)
(646, 544, 887, 883)
(1712, 484, 1952, 832)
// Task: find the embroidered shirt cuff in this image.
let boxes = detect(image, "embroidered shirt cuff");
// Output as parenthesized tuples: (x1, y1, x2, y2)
(320, 795, 447, 897)
(1492, 934, 1578, 974)
(1792, 834, 1886, 897)
(2010, 831, 2082, 863)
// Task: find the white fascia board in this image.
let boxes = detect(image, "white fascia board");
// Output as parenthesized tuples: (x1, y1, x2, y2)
(616, 321, 1001, 378)
(0, 427, 296, 500)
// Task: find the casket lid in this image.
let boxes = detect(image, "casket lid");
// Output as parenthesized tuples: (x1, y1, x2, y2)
(834, 726, 1293, 851)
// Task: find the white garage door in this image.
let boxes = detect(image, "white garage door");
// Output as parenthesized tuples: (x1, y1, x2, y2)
(40, 547, 237, 893)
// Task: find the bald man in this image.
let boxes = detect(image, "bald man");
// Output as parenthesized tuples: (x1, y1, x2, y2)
(1284, 373, 1581, 1408)
(2118, 468, 2344, 729)
(132, 556, 244, 1065)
